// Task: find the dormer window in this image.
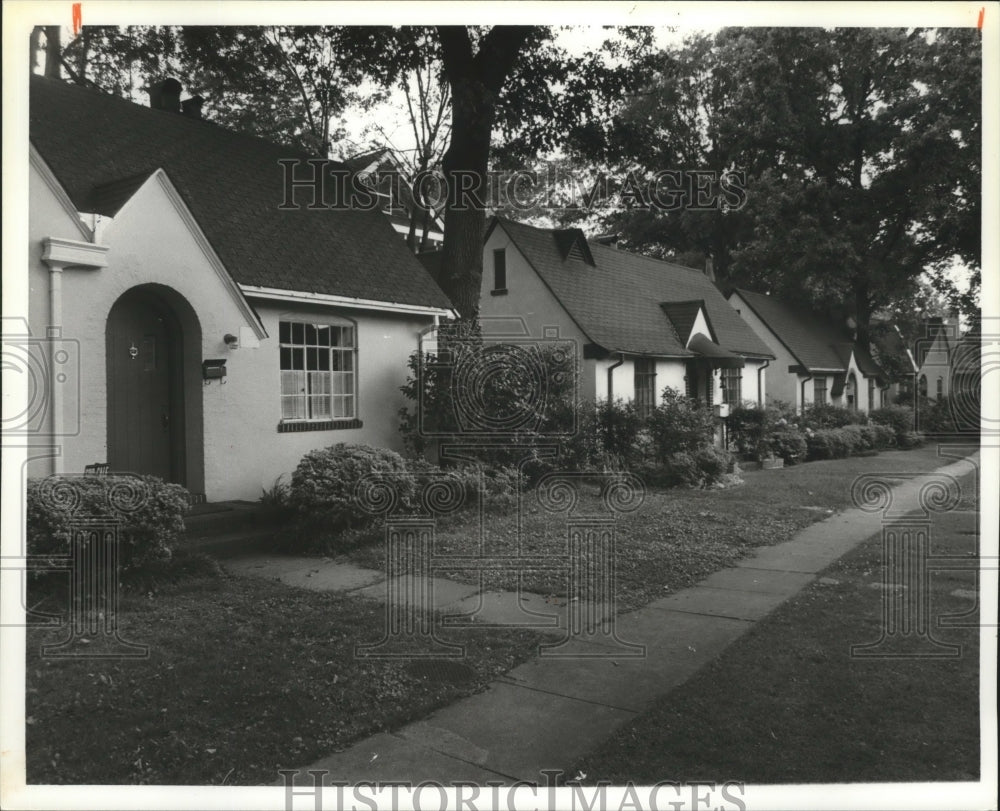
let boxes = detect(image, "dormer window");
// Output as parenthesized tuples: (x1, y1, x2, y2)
(491, 248, 508, 295)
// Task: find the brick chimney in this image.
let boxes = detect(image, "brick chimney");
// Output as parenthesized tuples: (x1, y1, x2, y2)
(147, 78, 182, 113)
(181, 95, 205, 119)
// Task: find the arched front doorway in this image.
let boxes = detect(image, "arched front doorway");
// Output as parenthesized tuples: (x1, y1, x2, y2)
(106, 287, 186, 483)
(845, 372, 858, 410)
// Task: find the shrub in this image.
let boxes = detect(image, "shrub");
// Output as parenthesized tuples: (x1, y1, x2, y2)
(648, 387, 717, 459)
(288, 443, 416, 540)
(398, 335, 580, 462)
(869, 404, 914, 441)
(595, 398, 643, 467)
(691, 446, 734, 485)
(916, 395, 962, 435)
(801, 402, 867, 429)
(726, 404, 769, 457)
(898, 431, 926, 449)
(258, 475, 293, 523)
(767, 426, 808, 464)
(659, 452, 704, 488)
(27, 475, 189, 570)
(432, 464, 524, 512)
(839, 424, 867, 453)
(870, 423, 897, 449)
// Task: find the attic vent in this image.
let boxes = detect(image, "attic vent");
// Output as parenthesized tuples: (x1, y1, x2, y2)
(553, 228, 595, 266)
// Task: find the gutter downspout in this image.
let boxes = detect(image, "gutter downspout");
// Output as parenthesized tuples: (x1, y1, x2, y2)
(48, 267, 65, 469)
(607, 352, 625, 401)
(800, 374, 813, 415)
(757, 359, 770, 407)
(41, 238, 110, 475)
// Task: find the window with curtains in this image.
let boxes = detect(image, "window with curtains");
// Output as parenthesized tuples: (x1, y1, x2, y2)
(634, 358, 656, 418)
(279, 320, 356, 422)
(814, 377, 827, 404)
(721, 367, 742, 406)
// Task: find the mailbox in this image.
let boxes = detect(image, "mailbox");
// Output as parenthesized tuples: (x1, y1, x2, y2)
(202, 358, 227, 381)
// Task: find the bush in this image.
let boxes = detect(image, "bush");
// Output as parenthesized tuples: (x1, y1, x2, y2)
(801, 403, 867, 429)
(726, 404, 769, 457)
(595, 399, 643, 467)
(27, 474, 189, 570)
(767, 426, 808, 464)
(899, 431, 926, 449)
(398, 334, 580, 462)
(648, 387, 717, 459)
(870, 423, 897, 449)
(916, 395, 963, 435)
(691, 446, 734, 485)
(431, 463, 524, 512)
(869, 404, 914, 441)
(288, 443, 416, 544)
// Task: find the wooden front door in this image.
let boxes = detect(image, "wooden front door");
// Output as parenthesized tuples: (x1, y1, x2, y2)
(106, 290, 180, 481)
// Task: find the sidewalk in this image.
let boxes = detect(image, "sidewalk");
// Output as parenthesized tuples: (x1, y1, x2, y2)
(225, 452, 979, 786)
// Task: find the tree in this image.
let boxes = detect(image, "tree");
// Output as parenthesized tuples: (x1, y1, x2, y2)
(35, 25, 654, 320)
(583, 27, 982, 342)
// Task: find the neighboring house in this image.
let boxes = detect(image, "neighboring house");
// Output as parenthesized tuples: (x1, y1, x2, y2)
(24, 76, 453, 502)
(479, 218, 775, 417)
(727, 288, 886, 413)
(913, 316, 962, 401)
(342, 147, 445, 252)
(869, 320, 918, 405)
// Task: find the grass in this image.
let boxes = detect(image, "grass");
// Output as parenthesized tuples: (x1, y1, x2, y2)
(25, 567, 543, 785)
(572, 467, 980, 783)
(349, 443, 978, 611)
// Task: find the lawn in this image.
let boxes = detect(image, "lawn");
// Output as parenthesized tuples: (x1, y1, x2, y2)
(25, 569, 543, 785)
(572, 466, 981, 783)
(349, 443, 978, 611)
(24, 442, 977, 786)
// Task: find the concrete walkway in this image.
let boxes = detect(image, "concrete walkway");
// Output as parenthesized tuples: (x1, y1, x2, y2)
(225, 452, 979, 786)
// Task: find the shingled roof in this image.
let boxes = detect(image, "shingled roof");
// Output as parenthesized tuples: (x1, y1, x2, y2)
(734, 288, 883, 377)
(490, 218, 773, 359)
(29, 75, 452, 310)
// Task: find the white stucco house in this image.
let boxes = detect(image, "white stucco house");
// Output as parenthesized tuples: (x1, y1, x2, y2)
(20, 75, 453, 502)
(478, 217, 775, 417)
(727, 288, 886, 413)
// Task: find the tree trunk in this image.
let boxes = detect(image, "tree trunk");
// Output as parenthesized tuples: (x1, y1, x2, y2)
(439, 75, 496, 319)
(30, 27, 42, 72)
(436, 26, 532, 321)
(44, 25, 61, 79)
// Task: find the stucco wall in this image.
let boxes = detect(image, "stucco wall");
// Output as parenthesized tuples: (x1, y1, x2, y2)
(235, 299, 427, 501)
(917, 332, 952, 400)
(729, 292, 798, 408)
(28, 167, 433, 501)
(25, 159, 98, 455)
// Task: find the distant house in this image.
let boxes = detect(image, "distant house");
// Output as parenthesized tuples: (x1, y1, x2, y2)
(342, 147, 445, 252)
(913, 316, 962, 401)
(727, 288, 886, 413)
(480, 218, 774, 417)
(869, 320, 919, 405)
(24, 76, 452, 502)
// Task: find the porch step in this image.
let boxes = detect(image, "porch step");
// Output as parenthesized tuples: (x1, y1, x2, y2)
(181, 500, 282, 558)
(176, 527, 276, 558)
(183, 500, 267, 538)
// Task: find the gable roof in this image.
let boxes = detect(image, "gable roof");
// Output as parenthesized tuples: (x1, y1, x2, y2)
(734, 287, 886, 380)
(489, 217, 773, 359)
(29, 75, 451, 311)
(733, 288, 855, 371)
(660, 300, 713, 345)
